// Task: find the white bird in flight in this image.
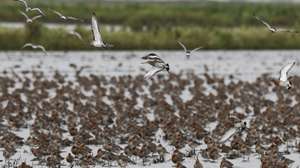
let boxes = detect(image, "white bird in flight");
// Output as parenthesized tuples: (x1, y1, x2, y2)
(279, 61, 296, 89)
(22, 43, 47, 55)
(177, 41, 202, 59)
(255, 16, 296, 33)
(52, 10, 80, 21)
(90, 12, 113, 48)
(68, 30, 83, 41)
(19, 11, 42, 23)
(141, 53, 170, 79)
(15, 0, 45, 16)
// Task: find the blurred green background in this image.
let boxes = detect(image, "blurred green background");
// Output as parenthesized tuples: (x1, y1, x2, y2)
(1, 0, 300, 50)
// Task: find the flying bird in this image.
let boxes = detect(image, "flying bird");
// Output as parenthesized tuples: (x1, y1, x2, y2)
(255, 16, 296, 33)
(279, 61, 296, 89)
(141, 53, 168, 68)
(177, 41, 202, 59)
(22, 43, 47, 55)
(142, 53, 170, 79)
(90, 12, 113, 48)
(15, 0, 45, 16)
(19, 11, 42, 23)
(68, 30, 83, 41)
(52, 10, 80, 21)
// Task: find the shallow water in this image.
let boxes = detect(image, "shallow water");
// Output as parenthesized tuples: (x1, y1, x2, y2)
(0, 50, 300, 168)
(1, 50, 300, 80)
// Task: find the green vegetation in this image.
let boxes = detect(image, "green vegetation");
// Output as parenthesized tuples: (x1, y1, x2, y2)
(2, 1, 300, 50)
(2, 1, 300, 30)
(1, 23, 300, 50)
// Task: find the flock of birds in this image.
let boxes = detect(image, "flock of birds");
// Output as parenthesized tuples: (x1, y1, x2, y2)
(14, 0, 300, 82)
(0, 61, 299, 168)
(0, 0, 299, 167)
(13, 1, 299, 91)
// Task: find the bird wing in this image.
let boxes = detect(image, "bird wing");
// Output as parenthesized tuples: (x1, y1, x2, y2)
(91, 13, 103, 43)
(143, 56, 166, 66)
(67, 16, 79, 21)
(53, 10, 64, 18)
(144, 68, 164, 80)
(36, 45, 46, 51)
(191, 46, 203, 53)
(74, 32, 83, 40)
(16, 0, 28, 9)
(177, 41, 187, 52)
(31, 8, 45, 16)
(32, 15, 42, 21)
(22, 43, 33, 49)
(70, 31, 83, 40)
(36, 45, 47, 55)
(255, 16, 274, 31)
(277, 28, 298, 33)
(280, 61, 296, 81)
(19, 11, 29, 20)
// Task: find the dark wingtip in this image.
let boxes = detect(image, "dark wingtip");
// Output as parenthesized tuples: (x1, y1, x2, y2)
(166, 64, 170, 71)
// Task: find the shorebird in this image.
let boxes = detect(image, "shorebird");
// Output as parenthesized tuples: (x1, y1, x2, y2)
(19, 11, 42, 23)
(90, 12, 113, 48)
(279, 61, 296, 89)
(141, 53, 168, 68)
(142, 53, 169, 79)
(68, 30, 83, 41)
(22, 43, 47, 55)
(52, 10, 80, 21)
(255, 16, 295, 33)
(15, 0, 45, 16)
(177, 41, 202, 59)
